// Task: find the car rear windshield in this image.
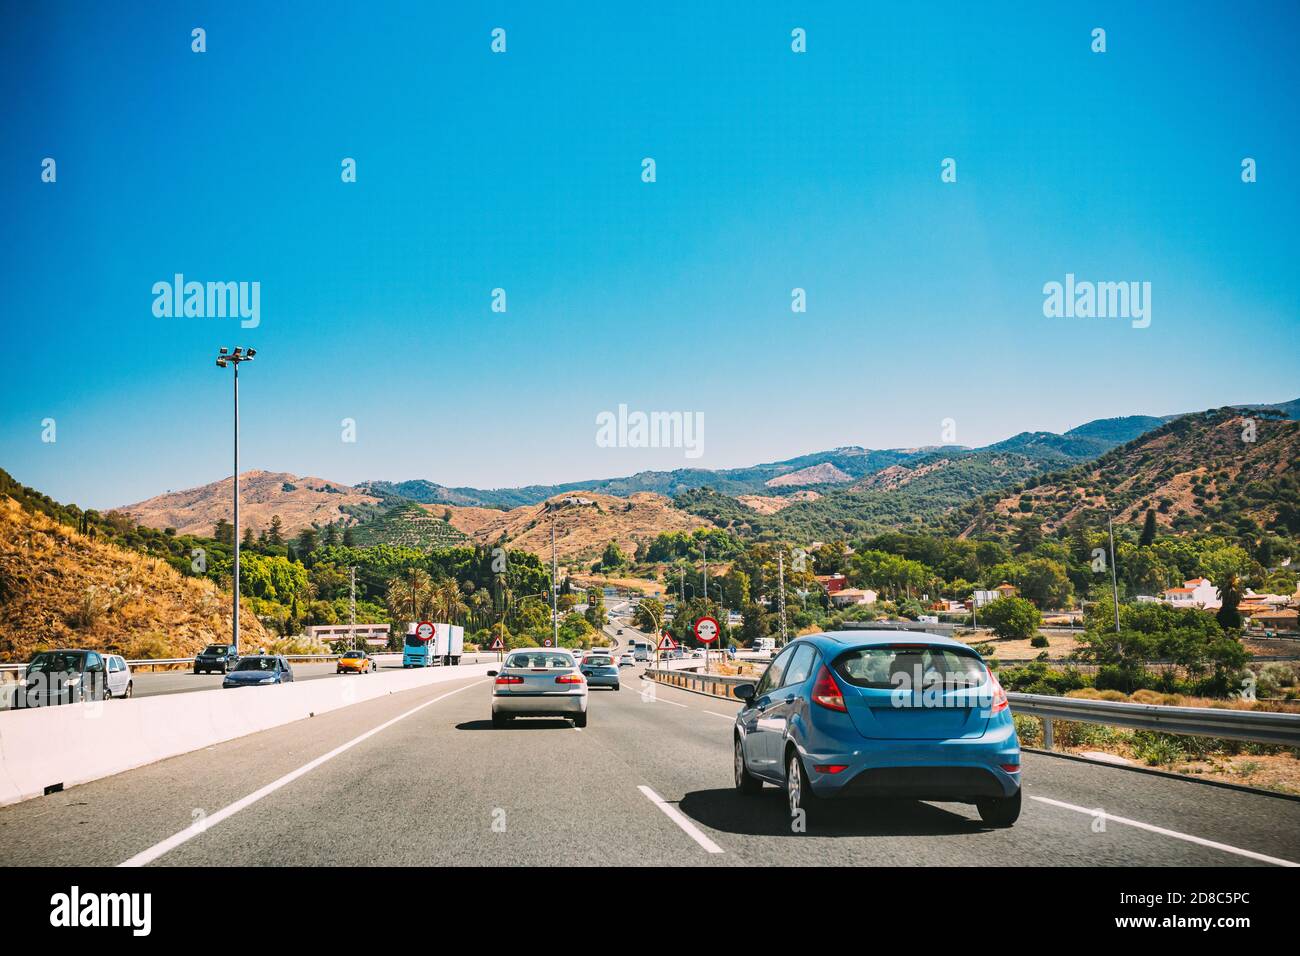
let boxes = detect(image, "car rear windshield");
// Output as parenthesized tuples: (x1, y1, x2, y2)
(203, 645, 228, 654)
(587, 656, 612, 666)
(234, 657, 278, 671)
(342, 652, 364, 658)
(27, 652, 87, 673)
(833, 645, 987, 690)
(505, 653, 573, 669)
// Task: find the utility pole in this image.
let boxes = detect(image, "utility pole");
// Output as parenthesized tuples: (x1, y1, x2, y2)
(777, 550, 788, 646)
(349, 566, 357, 651)
(1108, 514, 1121, 633)
(551, 508, 559, 648)
(702, 540, 709, 667)
(215, 347, 255, 656)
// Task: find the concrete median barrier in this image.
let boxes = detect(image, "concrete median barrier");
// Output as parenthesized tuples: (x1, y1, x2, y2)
(0, 663, 492, 807)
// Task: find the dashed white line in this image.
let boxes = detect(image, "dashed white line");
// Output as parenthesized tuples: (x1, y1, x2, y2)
(703, 710, 735, 720)
(1030, 795, 1300, 867)
(119, 679, 488, 867)
(638, 785, 724, 854)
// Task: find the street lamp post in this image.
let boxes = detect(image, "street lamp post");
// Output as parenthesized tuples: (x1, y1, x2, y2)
(547, 497, 594, 648)
(215, 347, 255, 656)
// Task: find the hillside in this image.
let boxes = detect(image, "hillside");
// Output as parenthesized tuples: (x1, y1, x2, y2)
(0, 495, 268, 663)
(123, 470, 384, 537)
(435, 492, 710, 563)
(347, 502, 468, 549)
(957, 409, 1300, 538)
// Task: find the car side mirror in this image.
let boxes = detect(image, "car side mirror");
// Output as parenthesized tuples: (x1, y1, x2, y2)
(487, 670, 498, 677)
(733, 683, 756, 704)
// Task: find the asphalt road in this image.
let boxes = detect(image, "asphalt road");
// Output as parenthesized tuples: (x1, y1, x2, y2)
(3, 663, 1298, 867)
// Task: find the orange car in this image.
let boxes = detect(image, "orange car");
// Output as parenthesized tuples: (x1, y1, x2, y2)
(336, 650, 377, 674)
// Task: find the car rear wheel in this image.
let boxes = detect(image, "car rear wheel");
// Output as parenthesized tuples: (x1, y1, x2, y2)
(123, 682, 133, 699)
(976, 789, 1021, 828)
(574, 711, 588, 728)
(786, 749, 822, 821)
(734, 737, 762, 794)
(492, 713, 511, 728)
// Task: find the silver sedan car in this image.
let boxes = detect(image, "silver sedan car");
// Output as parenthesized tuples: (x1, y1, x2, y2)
(489, 649, 588, 727)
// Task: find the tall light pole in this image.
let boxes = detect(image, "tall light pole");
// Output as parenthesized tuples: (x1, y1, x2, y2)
(215, 346, 255, 656)
(547, 497, 595, 647)
(1108, 514, 1121, 634)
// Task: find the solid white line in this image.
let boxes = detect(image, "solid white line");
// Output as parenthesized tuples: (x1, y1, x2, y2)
(637, 785, 723, 854)
(703, 710, 735, 720)
(119, 679, 488, 867)
(1029, 795, 1300, 867)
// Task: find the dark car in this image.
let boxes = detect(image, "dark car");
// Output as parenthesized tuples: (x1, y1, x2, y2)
(222, 656, 295, 688)
(195, 643, 239, 674)
(18, 650, 110, 707)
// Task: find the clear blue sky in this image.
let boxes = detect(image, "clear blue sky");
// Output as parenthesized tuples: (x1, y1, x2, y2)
(2, 1, 1297, 510)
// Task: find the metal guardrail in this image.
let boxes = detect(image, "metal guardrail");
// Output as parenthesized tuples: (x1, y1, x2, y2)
(644, 669, 1300, 749)
(1007, 693, 1300, 749)
(0, 653, 354, 675)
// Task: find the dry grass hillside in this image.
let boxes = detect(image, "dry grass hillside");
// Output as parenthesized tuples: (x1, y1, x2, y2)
(0, 496, 269, 663)
(735, 491, 821, 514)
(961, 411, 1298, 537)
(121, 470, 383, 537)
(433, 492, 709, 563)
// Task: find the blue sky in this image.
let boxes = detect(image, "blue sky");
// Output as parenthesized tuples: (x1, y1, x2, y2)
(2, 1, 1297, 510)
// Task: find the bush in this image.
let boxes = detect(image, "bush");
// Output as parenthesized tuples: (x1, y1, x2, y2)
(1030, 635, 1049, 648)
(980, 596, 1042, 640)
(1013, 714, 1042, 747)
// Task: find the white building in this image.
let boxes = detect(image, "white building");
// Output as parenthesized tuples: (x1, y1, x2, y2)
(831, 587, 878, 607)
(1162, 577, 1220, 611)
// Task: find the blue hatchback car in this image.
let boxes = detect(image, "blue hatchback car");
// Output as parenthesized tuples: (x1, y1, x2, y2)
(732, 632, 1021, 827)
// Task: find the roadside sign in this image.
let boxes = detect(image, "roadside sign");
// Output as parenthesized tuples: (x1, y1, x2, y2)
(657, 633, 677, 651)
(543, 638, 553, 647)
(415, 621, 434, 643)
(489, 636, 504, 651)
(694, 616, 719, 644)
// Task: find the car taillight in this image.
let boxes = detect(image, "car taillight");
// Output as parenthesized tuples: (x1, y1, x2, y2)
(556, 673, 584, 684)
(987, 668, 1008, 714)
(1000, 764, 1020, 773)
(495, 675, 523, 685)
(811, 665, 846, 712)
(813, 764, 848, 774)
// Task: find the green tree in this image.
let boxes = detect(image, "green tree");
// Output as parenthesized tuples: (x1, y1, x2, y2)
(979, 596, 1041, 640)
(1139, 508, 1158, 546)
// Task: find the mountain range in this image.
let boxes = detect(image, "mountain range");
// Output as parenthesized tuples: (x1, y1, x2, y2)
(114, 399, 1300, 556)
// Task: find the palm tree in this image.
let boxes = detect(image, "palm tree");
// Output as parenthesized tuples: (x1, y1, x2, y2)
(385, 568, 434, 623)
(431, 578, 469, 625)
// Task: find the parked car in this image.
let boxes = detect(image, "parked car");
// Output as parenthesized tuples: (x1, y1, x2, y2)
(223, 656, 295, 688)
(194, 643, 239, 674)
(580, 653, 620, 691)
(732, 632, 1021, 827)
(18, 649, 113, 706)
(336, 650, 376, 674)
(488, 649, 588, 727)
(617, 629, 624, 635)
(618, 653, 635, 667)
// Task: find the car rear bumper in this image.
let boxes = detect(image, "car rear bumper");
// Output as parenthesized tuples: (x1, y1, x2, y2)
(803, 718, 1021, 801)
(492, 692, 588, 715)
(584, 674, 620, 687)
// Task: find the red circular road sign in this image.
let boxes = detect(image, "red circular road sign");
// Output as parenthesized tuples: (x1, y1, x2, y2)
(693, 616, 720, 644)
(415, 621, 434, 643)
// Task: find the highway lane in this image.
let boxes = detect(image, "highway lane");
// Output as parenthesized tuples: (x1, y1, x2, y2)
(3, 664, 1298, 867)
(0, 653, 502, 709)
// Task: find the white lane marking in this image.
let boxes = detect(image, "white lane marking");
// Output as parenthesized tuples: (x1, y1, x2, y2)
(1030, 795, 1300, 867)
(119, 679, 488, 867)
(703, 710, 735, 720)
(637, 785, 723, 854)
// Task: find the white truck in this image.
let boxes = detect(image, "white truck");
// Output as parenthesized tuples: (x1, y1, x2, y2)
(402, 623, 465, 667)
